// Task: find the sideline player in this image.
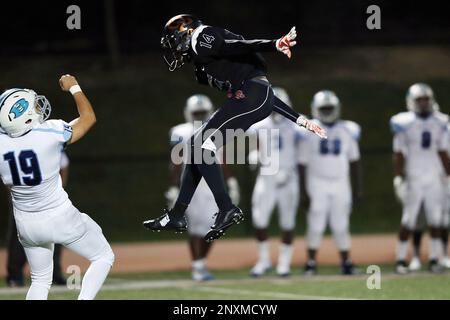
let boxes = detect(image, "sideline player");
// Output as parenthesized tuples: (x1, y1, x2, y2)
(143, 14, 326, 242)
(391, 83, 450, 274)
(166, 94, 240, 281)
(299, 90, 362, 275)
(5, 151, 70, 287)
(247, 87, 302, 277)
(0, 75, 114, 299)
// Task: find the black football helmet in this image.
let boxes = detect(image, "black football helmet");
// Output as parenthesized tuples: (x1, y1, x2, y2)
(161, 14, 202, 71)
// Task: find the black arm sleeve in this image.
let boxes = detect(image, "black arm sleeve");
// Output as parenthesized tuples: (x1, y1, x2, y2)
(272, 96, 300, 123)
(219, 39, 277, 56)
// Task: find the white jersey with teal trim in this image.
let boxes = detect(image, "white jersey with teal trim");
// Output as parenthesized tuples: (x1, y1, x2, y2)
(390, 111, 449, 180)
(248, 116, 304, 175)
(0, 119, 73, 212)
(298, 120, 361, 180)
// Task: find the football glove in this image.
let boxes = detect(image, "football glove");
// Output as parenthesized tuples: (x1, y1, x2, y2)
(165, 186, 179, 207)
(296, 115, 327, 139)
(393, 176, 406, 203)
(227, 177, 240, 205)
(276, 26, 297, 59)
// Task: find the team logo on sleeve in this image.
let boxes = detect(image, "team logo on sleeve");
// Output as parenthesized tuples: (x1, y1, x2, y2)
(199, 33, 215, 49)
(9, 98, 29, 119)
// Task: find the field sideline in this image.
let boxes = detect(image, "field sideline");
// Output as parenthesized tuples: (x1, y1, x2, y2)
(1, 233, 449, 300)
(1, 267, 450, 300)
(0, 233, 423, 277)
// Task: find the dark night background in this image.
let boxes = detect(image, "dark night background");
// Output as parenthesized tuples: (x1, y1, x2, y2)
(0, 0, 449, 244)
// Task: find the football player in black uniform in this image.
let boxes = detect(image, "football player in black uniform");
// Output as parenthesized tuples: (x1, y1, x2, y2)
(143, 14, 326, 242)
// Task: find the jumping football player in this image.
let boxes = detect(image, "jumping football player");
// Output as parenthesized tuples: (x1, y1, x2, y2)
(166, 94, 240, 281)
(143, 14, 326, 242)
(247, 87, 303, 277)
(299, 90, 362, 275)
(391, 83, 450, 274)
(0, 75, 114, 300)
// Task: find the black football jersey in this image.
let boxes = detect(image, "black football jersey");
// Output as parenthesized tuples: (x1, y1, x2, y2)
(189, 26, 277, 92)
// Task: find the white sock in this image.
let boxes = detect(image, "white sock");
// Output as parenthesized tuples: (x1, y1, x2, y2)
(26, 283, 51, 300)
(396, 240, 408, 261)
(429, 238, 443, 261)
(78, 260, 112, 300)
(258, 241, 270, 264)
(278, 243, 293, 267)
(192, 259, 205, 270)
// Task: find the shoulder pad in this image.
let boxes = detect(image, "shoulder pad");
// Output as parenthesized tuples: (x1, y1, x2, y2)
(432, 111, 449, 126)
(390, 111, 415, 134)
(340, 120, 361, 140)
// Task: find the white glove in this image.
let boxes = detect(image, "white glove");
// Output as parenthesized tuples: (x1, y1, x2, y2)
(227, 177, 240, 205)
(296, 115, 327, 139)
(248, 149, 259, 171)
(164, 186, 179, 207)
(275, 170, 290, 186)
(275, 26, 297, 59)
(393, 176, 406, 203)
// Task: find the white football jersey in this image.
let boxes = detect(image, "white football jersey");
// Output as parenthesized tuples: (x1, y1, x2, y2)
(298, 120, 361, 180)
(0, 120, 73, 212)
(390, 111, 449, 180)
(169, 122, 217, 192)
(247, 116, 304, 176)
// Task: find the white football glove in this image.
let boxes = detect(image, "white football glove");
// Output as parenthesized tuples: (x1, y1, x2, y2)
(248, 149, 259, 171)
(296, 115, 327, 139)
(164, 186, 179, 207)
(393, 176, 406, 203)
(276, 26, 297, 59)
(275, 169, 290, 186)
(227, 177, 240, 205)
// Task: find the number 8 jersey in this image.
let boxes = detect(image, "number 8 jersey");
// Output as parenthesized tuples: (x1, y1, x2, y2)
(390, 111, 449, 181)
(0, 120, 73, 212)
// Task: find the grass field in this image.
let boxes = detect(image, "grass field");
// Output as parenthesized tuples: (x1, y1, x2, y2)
(1, 265, 450, 300)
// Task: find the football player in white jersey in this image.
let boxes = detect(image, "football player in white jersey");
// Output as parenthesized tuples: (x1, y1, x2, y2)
(299, 90, 362, 275)
(247, 87, 303, 277)
(0, 75, 114, 299)
(391, 83, 450, 274)
(166, 94, 240, 281)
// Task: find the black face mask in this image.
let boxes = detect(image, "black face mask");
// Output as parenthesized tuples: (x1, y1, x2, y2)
(161, 30, 192, 72)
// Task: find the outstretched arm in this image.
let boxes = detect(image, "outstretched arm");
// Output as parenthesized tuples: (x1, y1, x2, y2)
(59, 75, 97, 145)
(219, 27, 297, 58)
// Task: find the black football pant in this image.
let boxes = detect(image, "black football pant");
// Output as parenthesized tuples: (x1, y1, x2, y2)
(174, 78, 300, 215)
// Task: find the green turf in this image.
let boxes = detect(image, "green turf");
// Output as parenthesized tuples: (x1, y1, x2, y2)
(2, 266, 450, 300)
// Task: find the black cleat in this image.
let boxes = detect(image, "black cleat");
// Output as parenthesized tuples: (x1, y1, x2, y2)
(429, 259, 444, 274)
(6, 278, 24, 288)
(204, 206, 244, 243)
(395, 260, 409, 274)
(341, 260, 359, 275)
(304, 260, 317, 276)
(143, 209, 187, 233)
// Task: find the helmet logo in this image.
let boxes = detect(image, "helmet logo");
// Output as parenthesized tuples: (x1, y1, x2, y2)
(9, 98, 29, 119)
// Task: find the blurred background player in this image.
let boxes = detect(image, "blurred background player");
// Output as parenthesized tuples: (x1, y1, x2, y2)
(390, 83, 450, 274)
(299, 90, 362, 275)
(5, 151, 70, 287)
(247, 87, 302, 277)
(166, 94, 240, 281)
